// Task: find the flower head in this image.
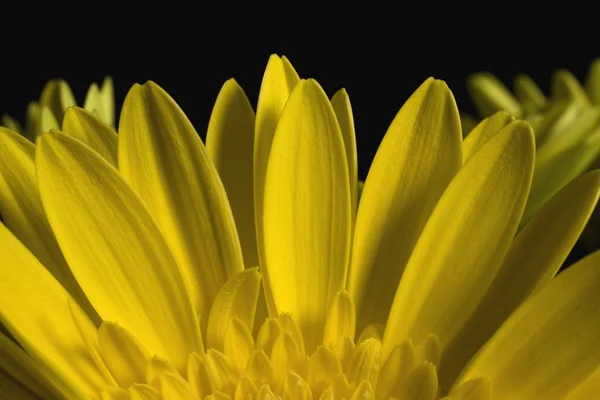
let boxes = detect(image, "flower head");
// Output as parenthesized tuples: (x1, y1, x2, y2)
(1, 55, 600, 399)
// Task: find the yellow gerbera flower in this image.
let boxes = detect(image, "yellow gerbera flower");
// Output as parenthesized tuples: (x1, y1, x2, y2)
(1, 55, 600, 400)
(1, 76, 114, 141)
(464, 60, 600, 248)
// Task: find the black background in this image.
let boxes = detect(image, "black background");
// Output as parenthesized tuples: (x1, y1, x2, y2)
(0, 3, 597, 180)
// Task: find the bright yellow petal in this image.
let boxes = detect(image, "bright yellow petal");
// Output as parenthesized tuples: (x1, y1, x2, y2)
(439, 170, 600, 388)
(331, 88, 358, 227)
(456, 250, 600, 400)
(118, 81, 244, 331)
(83, 83, 108, 123)
(101, 77, 115, 127)
(206, 79, 258, 268)
(253, 55, 300, 315)
(349, 78, 462, 329)
(36, 130, 202, 374)
(551, 69, 590, 105)
(0, 223, 108, 397)
(382, 121, 535, 359)
(513, 73, 547, 114)
(0, 127, 97, 321)
(1, 114, 23, 134)
(39, 79, 76, 123)
(262, 79, 351, 352)
(40, 106, 59, 133)
(62, 107, 118, 166)
(462, 111, 515, 163)
(466, 73, 523, 118)
(0, 332, 75, 399)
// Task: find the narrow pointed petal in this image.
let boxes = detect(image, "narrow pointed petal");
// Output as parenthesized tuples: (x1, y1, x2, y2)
(331, 88, 358, 226)
(457, 250, 600, 400)
(39, 79, 76, 123)
(440, 170, 600, 388)
(40, 107, 59, 132)
(262, 79, 351, 351)
(513, 74, 547, 114)
(551, 69, 590, 105)
(83, 83, 108, 123)
(0, 332, 75, 399)
(462, 111, 515, 162)
(37, 131, 202, 373)
(25, 102, 42, 141)
(101, 77, 115, 127)
(383, 121, 535, 359)
(253, 55, 300, 315)
(0, 223, 108, 397)
(0, 127, 97, 321)
(467, 73, 523, 118)
(118, 81, 244, 330)
(349, 78, 462, 329)
(206, 79, 258, 268)
(62, 107, 118, 166)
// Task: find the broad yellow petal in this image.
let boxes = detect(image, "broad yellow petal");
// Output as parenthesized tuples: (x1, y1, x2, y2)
(118, 81, 244, 331)
(466, 73, 523, 118)
(40, 107, 59, 133)
(462, 111, 515, 163)
(0, 223, 107, 397)
(383, 121, 534, 359)
(349, 78, 462, 329)
(0, 127, 97, 321)
(1, 114, 23, 134)
(36, 131, 202, 374)
(331, 89, 358, 227)
(101, 77, 115, 127)
(206, 79, 258, 268)
(39, 79, 76, 123)
(457, 250, 600, 400)
(62, 107, 118, 166)
(262, 79, 351, 351)
(0, 332, 74, 399)
(513, 74, 547, 114)
(253, 55, 300, 315)
(439, 170, 600, 388)
(551, 69, 590, 105)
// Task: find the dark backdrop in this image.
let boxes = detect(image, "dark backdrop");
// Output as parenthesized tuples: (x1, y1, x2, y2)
(0, 3, 596, 179)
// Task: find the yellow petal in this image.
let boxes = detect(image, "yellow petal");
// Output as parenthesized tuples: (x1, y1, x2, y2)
(0, 332, 74, 399)
(586, 59, 600, 105)
(466, 72, 523, 118)
(102, 386, 130, 400)
(462, 111, 515, 163)
(253, 55, 300, 315)
(119, 81, 244, 330)
(513, 73, 547, 114)
(522, 131, 600, 225)
(439, 170, 600, 388)
(206, 79, 258, 268)
(206, 268, 261, 351)
(40, 106, 59, 132)
(0, 127, 97, 320)
(160, 373, 197, 400)
(383, 121, 534, 359)
(457, 250, 600, 400)
(99, 322, 150, 388)
(36, 130, 202, 373)
(322, 290, 356, 351)
(83, 83, 108, 123)
(331, 88, 358, 227)
(459, 112, 479, 137)
(25, 102, 42, 141)
(39, 79, 76, 123)
(129, 384, 161, 400)
(551, 69, 590, 105)
(0, 223, 107, 397)
(562, 366, 600, 399)
(349, 78, 462, 329)
(62, 107, 119, 166)
(1, 114, 23, 134)
(396, 362, 438, 400)
(261, 79, 351, 351)
(0, 368, 38, 400)
(101, 76, 115, 127)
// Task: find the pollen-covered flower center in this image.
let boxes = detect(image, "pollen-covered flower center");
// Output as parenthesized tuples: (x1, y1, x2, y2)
(94, 291, 489, 399)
